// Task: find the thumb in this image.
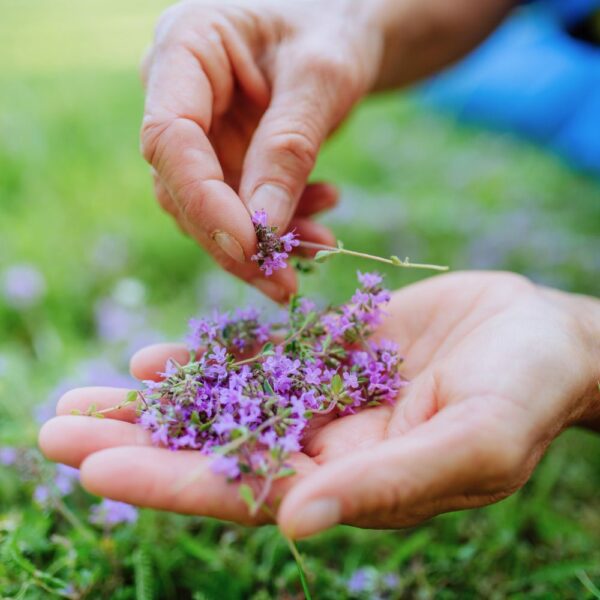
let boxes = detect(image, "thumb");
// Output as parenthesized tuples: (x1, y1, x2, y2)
(277, 404, 521, 539)
(240, 52, 357, 230)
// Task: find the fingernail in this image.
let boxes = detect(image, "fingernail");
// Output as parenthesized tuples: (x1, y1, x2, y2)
(289, 498, 340, 538)
(212, 231, 246, 264)
(251, 278, 287, 303)
(248, 184, 293, 227)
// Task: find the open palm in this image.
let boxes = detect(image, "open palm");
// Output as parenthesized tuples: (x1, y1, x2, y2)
(39, 272, 598, 538)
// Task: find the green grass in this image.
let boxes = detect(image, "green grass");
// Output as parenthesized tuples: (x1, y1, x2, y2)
(1, 1, 600, 598)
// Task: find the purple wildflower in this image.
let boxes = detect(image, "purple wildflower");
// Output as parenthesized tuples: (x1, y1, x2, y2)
(347, 566, 400, 597)
(251, 210, 299, 276)
(211, 455, 241, 479)
(347, 568, 371, 594)
(1, 264, 46, 309)
(54, 464, 79, 495)
(0, 447, 17, 466)
(34, 485, 50, 506)
(357, 271, 382, 289)
(89, 499, 138, 528)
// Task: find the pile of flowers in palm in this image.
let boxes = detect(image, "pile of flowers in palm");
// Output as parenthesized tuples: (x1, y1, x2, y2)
(137, 270, 406, 513)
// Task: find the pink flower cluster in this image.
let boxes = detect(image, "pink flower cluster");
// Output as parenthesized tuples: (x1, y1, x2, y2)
(251, 210, 300, 276)
(137, 272, 406, 507)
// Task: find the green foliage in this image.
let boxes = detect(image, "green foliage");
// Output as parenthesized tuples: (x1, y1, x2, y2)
(1, 1, 600, 598)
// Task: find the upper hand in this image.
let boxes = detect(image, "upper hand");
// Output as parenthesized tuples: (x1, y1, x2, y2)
(39, 272, 600, 537)
(141, 0, 383, 301)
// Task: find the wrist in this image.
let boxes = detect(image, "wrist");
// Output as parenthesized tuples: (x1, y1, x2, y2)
(551, 288, 600, 431)
(573, 292, 600, 431)
(356, 0, 516, 91)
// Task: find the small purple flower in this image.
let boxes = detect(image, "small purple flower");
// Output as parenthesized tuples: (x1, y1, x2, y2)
(94, 297, 146, 344)
(357, 271, 382, 289)
(34, 485, 50, 506)
(89, 499, 138, 528)
(0, 447, 17, 466)
(54, 464, 79, 495)
(251, 209, 268, 228)
(211, 455, 241, 479)
(347, 568, 371, 594)
(1, 264, 46, 309)
(251, 210, 299, 276)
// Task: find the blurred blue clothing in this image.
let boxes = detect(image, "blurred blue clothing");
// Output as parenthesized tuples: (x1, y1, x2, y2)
(421, 0, 600, 175)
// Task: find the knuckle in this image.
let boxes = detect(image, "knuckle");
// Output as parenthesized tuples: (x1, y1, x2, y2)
(154, 0, 229, 49)
(299, 47, 357, 90)
(268, 129, 318, 172)
(140, 117, 168, 166)
(155, 190, 177, 218)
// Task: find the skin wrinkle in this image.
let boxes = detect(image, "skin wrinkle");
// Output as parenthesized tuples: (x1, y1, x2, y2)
(184, 34, 233, 118)
(216, 18, 271, 107)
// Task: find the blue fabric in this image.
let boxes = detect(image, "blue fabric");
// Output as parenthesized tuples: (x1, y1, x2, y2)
(421, 3, 600, 175)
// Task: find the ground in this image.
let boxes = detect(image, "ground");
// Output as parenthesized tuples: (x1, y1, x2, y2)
(0, 1, 599, 598)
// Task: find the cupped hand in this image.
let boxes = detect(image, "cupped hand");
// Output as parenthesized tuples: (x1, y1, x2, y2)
(39, 272, 600, 537)
(142, 0, 383, 301)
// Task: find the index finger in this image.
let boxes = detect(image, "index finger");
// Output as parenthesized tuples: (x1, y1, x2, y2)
(142, 43, 255, 265)
(80, 446, 317, 525)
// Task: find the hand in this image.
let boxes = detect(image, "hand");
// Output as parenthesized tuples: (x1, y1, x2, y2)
(38, 272, 600, 537)
(141, 0, 383, 301)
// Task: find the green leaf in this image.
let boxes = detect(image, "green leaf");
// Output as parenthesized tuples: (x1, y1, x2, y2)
(230, 427, 247, 440)
(261, 342, 275, 356)
(126, 390, 139, 404)
(262, 379, 275, 396)
(331, 373, 344, 395)
(239, 484, 255, 512)
(389, 255, 405, 266)
(134, 546, 155, 600)
(275, 467, 296, 479)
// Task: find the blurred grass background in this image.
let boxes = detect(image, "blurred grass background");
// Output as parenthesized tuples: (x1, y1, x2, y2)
(1, 1, 599, 598)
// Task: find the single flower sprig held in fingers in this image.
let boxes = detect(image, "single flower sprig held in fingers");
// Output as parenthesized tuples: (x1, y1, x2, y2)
(249, 209, 448, 276)
(131, 272, 407, 517)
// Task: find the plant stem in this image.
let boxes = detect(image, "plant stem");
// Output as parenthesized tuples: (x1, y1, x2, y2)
(285, 537, 313, 600)
(299, 240, 449, 271)
(261, 505, 313, 600)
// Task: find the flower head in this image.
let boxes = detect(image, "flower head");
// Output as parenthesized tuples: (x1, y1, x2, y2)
(0, 447, 17, 466)
(89, 499, 138, 528)
(1, 264, 46, 309)
(251, 210, 299, 276)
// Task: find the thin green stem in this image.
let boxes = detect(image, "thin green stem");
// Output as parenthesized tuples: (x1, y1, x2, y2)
(231, 351, 266, 368)
(299, 240, 449, 272)
(285, 537, 313, 600)
(577, 570, 600, 599)
(51, 496, 96, 542)
(260, 505, 312, 600)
